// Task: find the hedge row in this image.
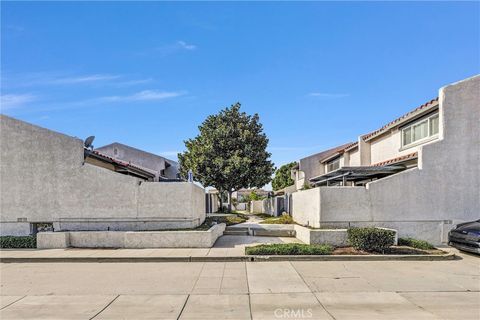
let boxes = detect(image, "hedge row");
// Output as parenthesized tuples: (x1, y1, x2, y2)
(245, 243, 333, 255)
(398, 237, 435, 250)
(0, 236, 37, 248)
(347, 227, 395, 253)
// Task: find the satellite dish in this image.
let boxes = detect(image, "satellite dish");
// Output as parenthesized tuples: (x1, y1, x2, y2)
(84, 136, 95, 149)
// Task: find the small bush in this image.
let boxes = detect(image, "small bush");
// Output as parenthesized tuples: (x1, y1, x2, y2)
(246, 243, 333, 255)
(398, 238, 435, 250)
(0, 236, 36, 248)
(204, 214, 247, 227)
(253, 213, 272, 219)
(347, 227, 395, 253)
(260, 215, 294, 225)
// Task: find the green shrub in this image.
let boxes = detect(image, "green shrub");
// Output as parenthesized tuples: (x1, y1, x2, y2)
(253, 213, 272, 219)
(398, 238, 435, 250)
(246, 243, 333, 255)
(260, 215, 294, 225)
(0, 236, 36, 248)
(204, 214, 247, 227)
(301, 183, 312, 190)
(347, 227, 395, 253)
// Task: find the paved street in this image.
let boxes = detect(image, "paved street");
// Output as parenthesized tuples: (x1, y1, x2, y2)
(0, 250, 478, 319)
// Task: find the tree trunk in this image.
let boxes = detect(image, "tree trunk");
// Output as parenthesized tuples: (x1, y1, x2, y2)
(218, 190, 224, 213)
(228, 190, 233, 213)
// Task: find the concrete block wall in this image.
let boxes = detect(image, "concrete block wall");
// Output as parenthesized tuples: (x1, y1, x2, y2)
(291, 188, 321, 227)
(0, 115, 206, 236)
(249, 200, 265, 214)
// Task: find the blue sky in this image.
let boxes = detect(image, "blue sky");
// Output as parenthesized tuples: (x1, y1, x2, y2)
(2, 2, 479, 169)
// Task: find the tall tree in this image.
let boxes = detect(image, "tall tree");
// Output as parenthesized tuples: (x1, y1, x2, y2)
(178, 103, 275, 212)
(272, 162, 297, 191)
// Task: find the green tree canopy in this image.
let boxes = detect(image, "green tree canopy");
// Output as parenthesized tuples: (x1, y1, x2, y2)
(178, 103, 275, 211)
(245, 190, 266, 202)
(272, 162, 297, 191)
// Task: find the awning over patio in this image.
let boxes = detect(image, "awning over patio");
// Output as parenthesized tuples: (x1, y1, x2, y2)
(309, 165, 407, 186)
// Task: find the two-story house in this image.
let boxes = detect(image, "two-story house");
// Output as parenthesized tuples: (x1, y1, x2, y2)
(294, 99, 440, 187)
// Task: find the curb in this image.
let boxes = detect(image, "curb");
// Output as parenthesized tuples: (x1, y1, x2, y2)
(0, 252, 455, 263)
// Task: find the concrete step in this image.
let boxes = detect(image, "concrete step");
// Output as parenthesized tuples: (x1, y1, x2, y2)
(223, 230, 249, 236)
(223, 226, 296, 237)
(223, 226, 249, 236)
(251, 229, 296, 237)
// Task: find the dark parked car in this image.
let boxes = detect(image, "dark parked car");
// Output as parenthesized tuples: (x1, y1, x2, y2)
(448, 220, 480, 255)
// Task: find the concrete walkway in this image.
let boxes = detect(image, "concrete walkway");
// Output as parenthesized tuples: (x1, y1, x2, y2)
(0, 249, 478, 319)
(0, 235, 301, 260)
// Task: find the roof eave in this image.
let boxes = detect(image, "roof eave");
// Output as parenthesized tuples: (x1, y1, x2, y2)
(362, 99, 439, 142)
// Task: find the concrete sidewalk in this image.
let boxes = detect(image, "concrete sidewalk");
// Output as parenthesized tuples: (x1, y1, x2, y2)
(0, 249, 478, 319)
(0, 235, 301, 260)
(0, 239, 458, 263)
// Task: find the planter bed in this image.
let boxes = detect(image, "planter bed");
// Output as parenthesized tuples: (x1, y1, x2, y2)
(332, 246, 445, 255)
(37, 223, 226, 249)
(245, 243, 446, 256)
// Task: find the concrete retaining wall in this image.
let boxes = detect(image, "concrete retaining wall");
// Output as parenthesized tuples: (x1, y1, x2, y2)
(36, 223, 226, 249)
(0, 115, 206, 235)
(294, 225, 348, 246)
(294, 225, 398, 247)
(292, 76, 480, 245)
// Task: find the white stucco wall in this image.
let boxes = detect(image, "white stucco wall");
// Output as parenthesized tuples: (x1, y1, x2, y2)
(250, 200, 265, 214)
(294, 170, 306, 190)
(291, 188, 321, 227)
(0, 115, 205, 235)
(291, 76, 480, 244)
(348, 148, 361, 166)
(369, 128, 438, 164)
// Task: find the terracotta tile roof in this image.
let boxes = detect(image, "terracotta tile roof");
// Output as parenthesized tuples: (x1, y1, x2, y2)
(88, 149, 156, 175)
(362, 98, 439, 141)
(344, 141, 359, 152)
(372, 152, 418, 167)
(319, 142, 357, 163)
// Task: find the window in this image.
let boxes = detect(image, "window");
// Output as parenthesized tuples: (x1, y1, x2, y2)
(429, 114, 439, 136)
(401, 113, 439, 148)
(326, 158, 340, 172)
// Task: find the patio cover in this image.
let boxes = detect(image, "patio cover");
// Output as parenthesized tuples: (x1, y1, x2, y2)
(309, 165, 406, 186)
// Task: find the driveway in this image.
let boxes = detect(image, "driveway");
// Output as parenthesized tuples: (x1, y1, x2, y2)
(0, 249, 478, 319)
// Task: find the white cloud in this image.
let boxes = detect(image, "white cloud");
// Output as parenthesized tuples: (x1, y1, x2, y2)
(114, 78, 154, 87)
(46, 74, 121, 85)
(308, 92, 350, 98)
(0, 94, 37, 110)
(4, 72, 151, 88)
(100, 90, 185, 103)
(149, 41, 197, 56)
(176, 41, 196, 50)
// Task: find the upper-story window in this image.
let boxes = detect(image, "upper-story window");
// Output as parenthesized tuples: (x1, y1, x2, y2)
(326, 158, 340, 172)
(401, 113, 439, 148)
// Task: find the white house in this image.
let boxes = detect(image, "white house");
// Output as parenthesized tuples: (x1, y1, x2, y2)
(291, 75, 480, 244)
